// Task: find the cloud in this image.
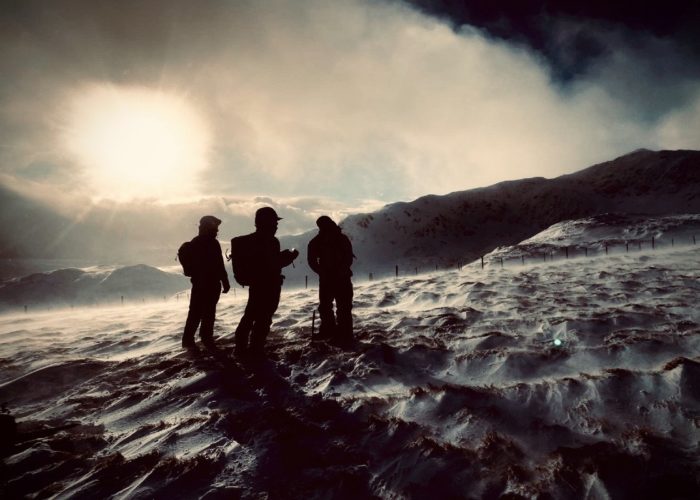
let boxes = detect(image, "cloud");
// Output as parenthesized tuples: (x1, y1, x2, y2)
(1, 0, 699, 210)
(656, 92, 700, 149)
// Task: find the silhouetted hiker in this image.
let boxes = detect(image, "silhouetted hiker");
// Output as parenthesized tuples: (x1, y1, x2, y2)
(232, 207, 299, 359)
(182, 215, 230, 348)
(307, 216, 354, 345)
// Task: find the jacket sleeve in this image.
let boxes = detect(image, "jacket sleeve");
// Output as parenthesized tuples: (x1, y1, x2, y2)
(340, 235, 354, 270)
(274, 238, 294, 269)
(307, 238, 320, 274)
(216, 241, 230, 285)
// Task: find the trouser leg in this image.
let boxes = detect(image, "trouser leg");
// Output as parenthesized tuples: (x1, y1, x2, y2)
(336, 278, 354, 340)
(183, 286, 202, 343)
(234, 290, 256, 351)
(249, 284, 281, 353)
(318, 277, 337, 336)
(199, 287, 221, 342)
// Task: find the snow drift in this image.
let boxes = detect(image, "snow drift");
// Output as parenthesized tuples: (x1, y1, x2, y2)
(1, 214, 698, 498)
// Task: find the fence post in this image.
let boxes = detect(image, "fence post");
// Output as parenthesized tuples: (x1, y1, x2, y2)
(585, 247, 588, 257)
(521, 255, 525, 265)
(369, 272, 373, 282)
(694, 235, 696, 245)
(500, 258, 504, 268)
(565, 247, 569, 259)
(543, 252, 546, 262)
(638, 241, 641, 251)
(24, 305, 27, 314)
(395, 265, 399, 278)
(605, 244, 608, 255)
(652, 237, 655, 249)
(305, 275, 308, 289)
(121, 295, 124, 305)
(481, 257, 484, 269)
(671, 238, 674, 247)
(415, 267, 418, 275)
(626, 242, 629, 253)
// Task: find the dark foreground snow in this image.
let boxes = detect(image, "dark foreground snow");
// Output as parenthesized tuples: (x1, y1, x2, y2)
(1, 238, 699, 498)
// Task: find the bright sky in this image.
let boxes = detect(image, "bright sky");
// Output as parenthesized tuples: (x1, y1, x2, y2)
(1, 0, 699, 229)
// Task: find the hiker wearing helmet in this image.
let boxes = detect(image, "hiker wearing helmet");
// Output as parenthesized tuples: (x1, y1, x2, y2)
(231, 207, 299, 359)
(307, 215, 354, 346)
(182, 215, 230, 349)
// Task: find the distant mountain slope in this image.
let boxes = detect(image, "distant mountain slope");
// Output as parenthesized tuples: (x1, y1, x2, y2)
(0, 264, 189, 311)
(280, 149, 700, 282)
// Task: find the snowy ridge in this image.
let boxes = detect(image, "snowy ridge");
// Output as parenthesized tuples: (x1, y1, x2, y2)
(1, 240, 698, 497)
(280, 149, 700, 284)
(0, 264, 189, 311)
(2, 213, 698, 312)
(484, 213, 700, 265)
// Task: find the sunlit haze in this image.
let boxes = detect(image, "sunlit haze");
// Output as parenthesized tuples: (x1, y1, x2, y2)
(0, 0, 699, 244)
(62, 85, 210, 201)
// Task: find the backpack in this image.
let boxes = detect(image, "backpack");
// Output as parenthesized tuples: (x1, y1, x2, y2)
(177, 240, 195, 277)
(230, 234, 256, 286)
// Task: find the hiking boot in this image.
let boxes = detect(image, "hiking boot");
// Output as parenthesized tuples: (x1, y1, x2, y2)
(248, 345, 267, 360)
(330, 335, 355, 350)
(201, 337, 216, 350)
(234, 344, 248, 359)
(182, 337, 197, 349)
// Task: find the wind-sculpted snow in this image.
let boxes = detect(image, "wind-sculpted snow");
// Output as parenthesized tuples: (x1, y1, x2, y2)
(1, 246, 699, 498)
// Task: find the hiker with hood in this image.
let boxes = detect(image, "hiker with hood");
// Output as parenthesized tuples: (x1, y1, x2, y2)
(182, 215, 230, 348)
(232, 207, 299, 359)
(307, 215, 354, 345)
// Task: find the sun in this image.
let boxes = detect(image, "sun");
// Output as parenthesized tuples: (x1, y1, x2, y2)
(63, 84, 211, 201)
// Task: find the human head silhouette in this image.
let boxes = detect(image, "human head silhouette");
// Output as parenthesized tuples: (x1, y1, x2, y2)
(199, 215, 221, 237)
(316, 215, 337, 233)
(255, 207, 282, 235)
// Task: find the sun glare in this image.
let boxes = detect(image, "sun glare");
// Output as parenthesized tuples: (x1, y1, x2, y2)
(63, 85, 211, 201)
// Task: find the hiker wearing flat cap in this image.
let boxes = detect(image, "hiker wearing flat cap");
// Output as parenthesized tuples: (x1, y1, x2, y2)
(307, 215, 354, 346)
(231, 207, 299, 359)
(181, 215, 230, 349)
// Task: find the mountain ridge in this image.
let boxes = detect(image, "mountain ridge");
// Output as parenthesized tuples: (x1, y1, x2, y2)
(279, 149, 700, 282)
(1, 149, 698, 283)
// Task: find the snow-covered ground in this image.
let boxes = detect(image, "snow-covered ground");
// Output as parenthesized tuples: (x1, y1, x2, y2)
(485, 213, 700, 266)
(1, 222, 699, 498)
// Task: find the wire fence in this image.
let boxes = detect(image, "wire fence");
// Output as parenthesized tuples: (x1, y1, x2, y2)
(17, 235, 697, 313)
(341, 234, 698, 283)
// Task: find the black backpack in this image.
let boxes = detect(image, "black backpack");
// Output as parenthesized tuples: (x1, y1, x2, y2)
(230, 234, 256, 286)
(177, 240, 195, 277)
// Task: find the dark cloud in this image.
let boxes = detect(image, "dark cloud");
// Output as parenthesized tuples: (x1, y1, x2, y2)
(403, 0, 700, 82)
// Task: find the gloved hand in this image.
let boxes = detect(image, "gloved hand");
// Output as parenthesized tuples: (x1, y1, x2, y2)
(281, 249, 299, 267)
